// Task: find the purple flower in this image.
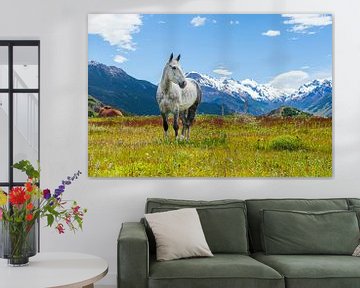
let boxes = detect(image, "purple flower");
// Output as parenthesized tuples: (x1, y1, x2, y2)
(54, 171, 82, 199)
(43, 189, 51, 200)
(54, 189, 63, 198)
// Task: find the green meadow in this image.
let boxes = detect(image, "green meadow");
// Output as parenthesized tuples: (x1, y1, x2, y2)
(88, 115, 332, 177)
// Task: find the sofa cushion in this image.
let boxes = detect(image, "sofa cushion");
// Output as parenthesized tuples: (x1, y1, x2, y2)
(349, 205, 360, 228)
(145, 208, 213, 261)
(146, 198, 248, 254)
(347, 199, 360, 229)
(261, 209, 359, 255)
(246, 198, 349, 252)
(252, 252, 360, 288)
(149, 254, 284, 288)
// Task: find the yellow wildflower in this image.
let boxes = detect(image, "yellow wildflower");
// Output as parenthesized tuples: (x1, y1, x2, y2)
(0, 189, 7, 206)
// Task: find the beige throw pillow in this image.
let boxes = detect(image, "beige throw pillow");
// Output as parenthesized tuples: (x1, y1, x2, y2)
(353, 244, 360, 256)
(145, 208, 213, 261)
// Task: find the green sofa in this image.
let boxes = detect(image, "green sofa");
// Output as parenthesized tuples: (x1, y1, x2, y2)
(118, 198, 360, 288)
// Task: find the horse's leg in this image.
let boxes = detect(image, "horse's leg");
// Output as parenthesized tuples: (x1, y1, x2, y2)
(161, 112, 169, 139)
(185, 105, 197, 140)
(180, 111, 187, 139)
(186, 124, 191, 141)
(185, 85, 202, 140)
(173, 110, 180, 140)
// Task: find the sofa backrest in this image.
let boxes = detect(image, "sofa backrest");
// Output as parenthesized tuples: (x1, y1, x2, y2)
(145, 198, 249, 255)
(348, 198, 360, 207)
(245, 198, 349, 252)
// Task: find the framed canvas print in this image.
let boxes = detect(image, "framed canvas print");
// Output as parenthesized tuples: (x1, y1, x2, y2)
(88, 14, 332, 177)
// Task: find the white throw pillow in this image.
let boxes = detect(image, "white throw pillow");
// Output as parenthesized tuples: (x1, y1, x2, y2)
(145, 208, 213, 261)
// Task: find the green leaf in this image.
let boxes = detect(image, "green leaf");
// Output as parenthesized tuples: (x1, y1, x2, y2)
(47, 206, 60, 217)
(75, 216, 83, 230)
(47, 214, 54, 227)
(12, 160, 40, 180)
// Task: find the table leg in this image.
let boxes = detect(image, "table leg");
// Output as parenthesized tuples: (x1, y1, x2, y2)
(82, 284, 94, 288)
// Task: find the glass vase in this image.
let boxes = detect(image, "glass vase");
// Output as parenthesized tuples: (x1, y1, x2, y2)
(0, 220, 37, 266)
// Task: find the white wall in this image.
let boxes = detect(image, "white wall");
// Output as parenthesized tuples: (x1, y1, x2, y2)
(1, 0, 360, 285)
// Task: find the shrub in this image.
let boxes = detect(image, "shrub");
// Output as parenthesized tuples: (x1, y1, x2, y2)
(269, 135, 304, 151)
(88, 110, 97, 118)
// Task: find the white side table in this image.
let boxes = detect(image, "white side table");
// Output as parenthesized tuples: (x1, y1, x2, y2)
(0, 252, 108, 288)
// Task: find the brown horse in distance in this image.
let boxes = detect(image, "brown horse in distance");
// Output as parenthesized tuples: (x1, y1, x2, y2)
(98, 106, 123, 117)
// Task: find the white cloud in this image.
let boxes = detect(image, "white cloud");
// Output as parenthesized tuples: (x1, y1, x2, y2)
(88, 14, 142, 51)
(212, 19, 217, 24)
(262, 30, 281, 37)
(301, 66, 310, 70)
(191, 16, 206, 27)
(282, 14, 332, 34)
(312, 70, 332, 80)
(158, 20, 166, 24)
(113, 55, 127, 63)
(230, 20, 239, 25)
(269, 70, 310, 92)
(213, 68, 232, 76)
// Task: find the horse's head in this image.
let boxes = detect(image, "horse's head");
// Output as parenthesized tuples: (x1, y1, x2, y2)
(165, 53, 187, 89)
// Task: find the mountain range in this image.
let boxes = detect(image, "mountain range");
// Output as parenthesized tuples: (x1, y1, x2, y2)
(88, 61, 332, 117)
(88, 61, 157, 115)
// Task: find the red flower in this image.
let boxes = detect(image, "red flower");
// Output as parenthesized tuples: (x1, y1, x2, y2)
(26, 214, 33, 221)
(24, 193, 31, 201)
(72, 205, 80, 215)
(9, 187, 26, 205)
(65, 214, 71, 225)
(25, 182, 33, 192)
(56, 223, 65, 234)
(26, 203, 34, 210)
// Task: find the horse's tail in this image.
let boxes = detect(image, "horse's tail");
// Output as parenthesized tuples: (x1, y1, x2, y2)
(186, 79, 202, 126)
(195, 81, 202, 105)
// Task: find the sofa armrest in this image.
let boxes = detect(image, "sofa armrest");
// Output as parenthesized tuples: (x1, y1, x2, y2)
(118, 222, 149, 288)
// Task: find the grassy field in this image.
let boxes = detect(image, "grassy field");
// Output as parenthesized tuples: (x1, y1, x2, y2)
(88, 115, 332, 177)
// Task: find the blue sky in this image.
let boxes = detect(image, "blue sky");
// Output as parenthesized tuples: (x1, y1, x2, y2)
(88, 14, 332, 90)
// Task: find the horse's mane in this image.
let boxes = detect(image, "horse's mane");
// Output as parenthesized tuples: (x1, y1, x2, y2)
(161, 65, 171, 94)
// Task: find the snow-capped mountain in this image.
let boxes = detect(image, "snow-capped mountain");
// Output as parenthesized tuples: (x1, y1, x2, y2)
(289, 79, 332, 101)
(88, 61, 332, 117)
(286, 79, 332, 117)
(185, 72, 332, 117)
(186, 72, 286, 102)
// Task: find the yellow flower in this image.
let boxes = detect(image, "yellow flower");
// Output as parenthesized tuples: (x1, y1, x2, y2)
(0, 189, 7, 206)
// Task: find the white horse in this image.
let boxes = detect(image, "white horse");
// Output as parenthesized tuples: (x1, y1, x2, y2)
(156, 53, 202, 140)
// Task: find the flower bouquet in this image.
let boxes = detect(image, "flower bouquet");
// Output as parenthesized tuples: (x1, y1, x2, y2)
(0, 160, 87, 266)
